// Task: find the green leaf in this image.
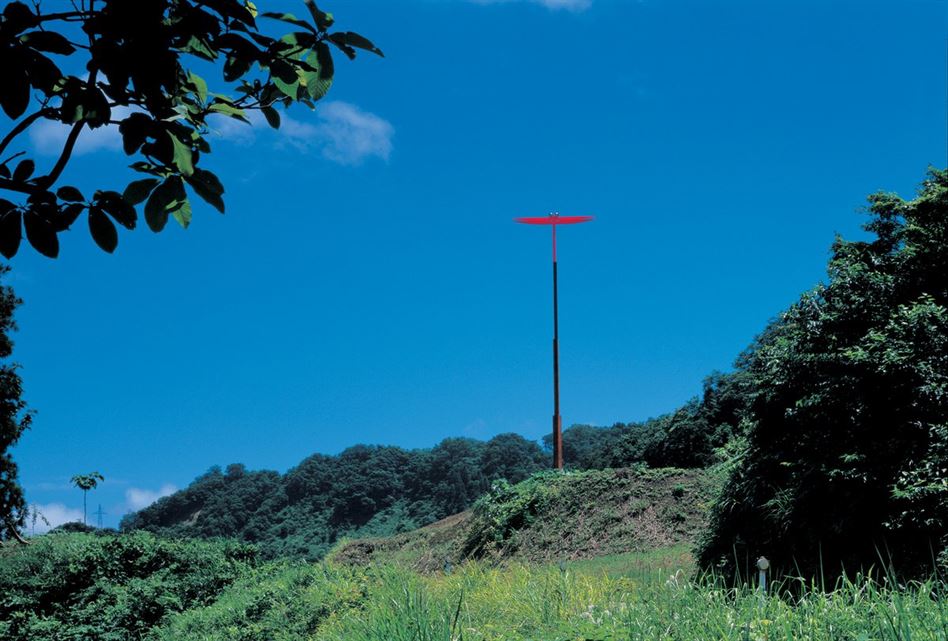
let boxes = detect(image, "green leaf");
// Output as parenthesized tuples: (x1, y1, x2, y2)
(56, 186, 84, 202)
(200, 0, 256, 26)
(88, 206, 118, 253)
(269, 59, 301, 99)
(20, 31, 75, 54)
(209, 102, 251, 123)
(119, 113, 151, 155)
(326, 34, 356, 60)
(123, 178, 160, 206)
(172, 199, 192, 229)
(261, 105, 281, 129)
(269, 58, 299, 83)
(0, 63, 29, 119)
(95, 191, 137, 230)
(25, 51, 62, 94)
(144, 177, 186, 232)
(334, 31, 383, 57)
(303, 0, 334, 30)
(272, 75, 299, 100)
(0, 207, 22, 259)
(57, 203, 84, 231)
(223, 54, 253, 82)
(23, 211, 58, 258)
(185, 168, 225, 214)
(129, 161, 164, 177)
(167, 133, 194, 177)
(260, 11, 316, 33)
(301, 49, 332, 100)
(189, 72, 208, 103)
(12, 159, 34, 182)
(3, 2, 38, 33)
(280, 31, 317, 49)
(184, 35, 217, 60)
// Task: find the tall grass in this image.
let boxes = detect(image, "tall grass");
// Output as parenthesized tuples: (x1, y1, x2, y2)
(152, 552, 946, 641)
(320, 559, 946, 641)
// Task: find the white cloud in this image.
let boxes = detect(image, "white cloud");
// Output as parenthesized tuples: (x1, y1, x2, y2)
(472, 0, 592, 10)
(125, 484, 177, 511)
(207, 101, 393, 165)
(531, 0, 592, 9)
(281, 101, 394, 165)
(207, 109, 264, 146)
(29, 100, 393, 167)
(29, 107, 130, 156)
(26, 503, 83, 535)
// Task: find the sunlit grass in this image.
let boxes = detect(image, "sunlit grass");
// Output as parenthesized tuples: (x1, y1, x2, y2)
(317, 557, 946, 641)
(151, 549, 947, 641)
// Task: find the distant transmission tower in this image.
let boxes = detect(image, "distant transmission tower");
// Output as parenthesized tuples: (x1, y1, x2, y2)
(93, 504, 106, 529)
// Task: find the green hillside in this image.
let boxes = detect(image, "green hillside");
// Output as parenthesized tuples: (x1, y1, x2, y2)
(330, 467, 721, 571)
(120, 434, 549, 560)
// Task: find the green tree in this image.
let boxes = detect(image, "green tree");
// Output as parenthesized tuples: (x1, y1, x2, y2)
(0, 0, 380, 257)
(698, 169, 948, 579)
(70, 471, 104, 526)
(0, 265, 30, 543)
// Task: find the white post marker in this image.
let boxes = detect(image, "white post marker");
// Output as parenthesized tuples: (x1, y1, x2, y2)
(757, 556, 770, 595)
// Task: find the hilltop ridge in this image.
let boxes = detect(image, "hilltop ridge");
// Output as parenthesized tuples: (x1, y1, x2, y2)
(330, 467, 721, 572)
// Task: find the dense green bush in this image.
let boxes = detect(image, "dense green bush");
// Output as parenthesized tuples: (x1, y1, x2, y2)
(0, 532, 256, 641)
(699, 169, 948, 579)
(150, 562, 371, 641)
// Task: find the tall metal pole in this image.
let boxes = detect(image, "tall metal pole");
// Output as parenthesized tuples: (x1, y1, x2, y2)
(552, 224, 562, 469)
(515, 213, 592, 471)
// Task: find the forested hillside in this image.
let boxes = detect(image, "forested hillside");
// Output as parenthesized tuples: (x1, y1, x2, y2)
(122, 375, 750, 560)
(122, 434, 548, 559)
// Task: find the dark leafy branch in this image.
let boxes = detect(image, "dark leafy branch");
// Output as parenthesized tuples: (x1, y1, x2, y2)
(0, 0, 382, 258)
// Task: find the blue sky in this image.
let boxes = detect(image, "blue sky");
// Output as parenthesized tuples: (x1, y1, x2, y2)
(7, 0, 946, 531)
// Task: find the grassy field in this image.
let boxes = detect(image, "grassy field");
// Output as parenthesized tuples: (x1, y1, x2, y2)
(154, 548, 946, 641)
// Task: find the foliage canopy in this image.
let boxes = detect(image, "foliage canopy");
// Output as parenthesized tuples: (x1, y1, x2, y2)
(0, 0, 380, 257)
(0, 265, 29, 542)
(699, 169, 948, 578)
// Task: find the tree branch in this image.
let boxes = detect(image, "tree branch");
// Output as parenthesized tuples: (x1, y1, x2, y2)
(34, 121, 83, 190)
(4, 519, 29, 545)
(35, 58, 99, 190)
(0, 177, 42, 195)
(35, 11, 90, 22)
(0, 109, 51, 159)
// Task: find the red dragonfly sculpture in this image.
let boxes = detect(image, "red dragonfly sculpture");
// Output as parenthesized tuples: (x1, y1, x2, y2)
(515, 213, 593, 469)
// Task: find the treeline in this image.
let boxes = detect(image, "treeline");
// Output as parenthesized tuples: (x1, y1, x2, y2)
(122, 433, 549, 559)
(123, 384, 750, 560)
(550, 370, 751, 471)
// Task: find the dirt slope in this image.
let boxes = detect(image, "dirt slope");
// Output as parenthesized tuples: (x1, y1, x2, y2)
(329, 467, 720, 572)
